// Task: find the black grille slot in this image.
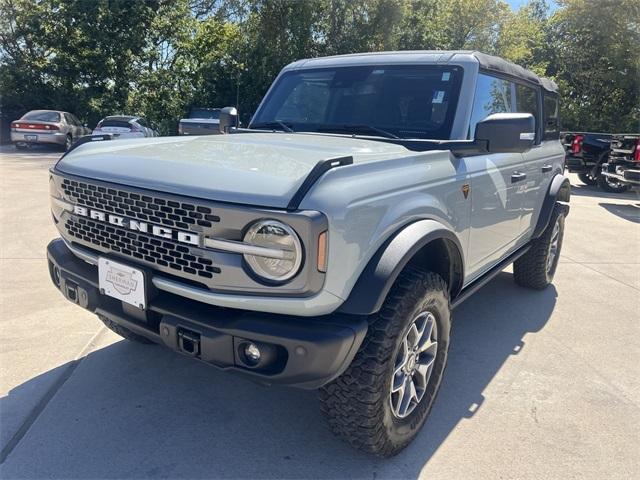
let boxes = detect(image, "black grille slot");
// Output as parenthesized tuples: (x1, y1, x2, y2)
(60, 178, 223, 281)
(61, 179, 221, 229)
(65, 217, 221, 279)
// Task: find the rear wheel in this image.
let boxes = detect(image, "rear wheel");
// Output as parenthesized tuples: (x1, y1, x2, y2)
(319, 269, 451, 457)
(62, 134, 73, 152)
(513, 204, 566, 289)
(577, 172, 597, 185)
(98, 315, 155, 344)
(597, 173, 629, 193)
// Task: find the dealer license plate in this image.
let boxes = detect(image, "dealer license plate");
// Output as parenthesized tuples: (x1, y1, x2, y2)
(98, 258, 146, 309)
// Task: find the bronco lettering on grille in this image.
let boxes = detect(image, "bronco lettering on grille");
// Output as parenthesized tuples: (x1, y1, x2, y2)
(72, 205, 200, 246)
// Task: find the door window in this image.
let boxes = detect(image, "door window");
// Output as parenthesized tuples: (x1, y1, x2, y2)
(468, 74, 515, 138)
(515, 83, 540, 143)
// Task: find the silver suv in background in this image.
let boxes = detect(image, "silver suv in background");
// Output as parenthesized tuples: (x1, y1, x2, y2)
(11, 110, 91, 150)
(93, 115, 159, 139)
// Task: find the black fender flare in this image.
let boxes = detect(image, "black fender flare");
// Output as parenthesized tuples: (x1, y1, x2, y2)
(533, 173, 571, 239)
(337, 219, 464, 315)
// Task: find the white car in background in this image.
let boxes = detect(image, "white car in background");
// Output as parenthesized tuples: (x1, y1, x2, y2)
(93, 116, 158, 139)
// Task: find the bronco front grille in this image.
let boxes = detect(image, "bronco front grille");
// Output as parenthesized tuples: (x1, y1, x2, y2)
(60, 178, 222, 282)
(61, 178, 220, 229)
(65, 217, 220, 279)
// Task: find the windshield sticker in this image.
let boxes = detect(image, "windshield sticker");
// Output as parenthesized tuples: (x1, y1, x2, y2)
(442, 72, 450, 81)
(432, 90, 445, 104)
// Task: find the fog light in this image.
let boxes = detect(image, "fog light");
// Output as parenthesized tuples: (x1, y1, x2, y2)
(244, 343, 261, 365)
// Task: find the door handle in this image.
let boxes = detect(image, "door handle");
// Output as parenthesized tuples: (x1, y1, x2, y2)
(541, 165, 553, 173)
(511, 172, 527, 183)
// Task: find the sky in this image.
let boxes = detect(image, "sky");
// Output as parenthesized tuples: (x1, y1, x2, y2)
(507, 0, 559, 11)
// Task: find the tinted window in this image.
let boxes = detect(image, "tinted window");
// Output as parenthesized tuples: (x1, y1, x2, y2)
(102, 119, 133, 128)
(469, 74, 541, 141)
(253, 65, 464, 140)
(515, 83, 540, 142)
(189, 109, 220, 119)
(23, 111, 60, 122)
(468, 74, 515, 138)
(543, 93, 560, 140)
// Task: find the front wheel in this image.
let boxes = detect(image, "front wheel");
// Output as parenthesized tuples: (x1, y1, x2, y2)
(597, 174, 630, 193)
(319, 269, 451, 457)
(513, 205, 566, 289)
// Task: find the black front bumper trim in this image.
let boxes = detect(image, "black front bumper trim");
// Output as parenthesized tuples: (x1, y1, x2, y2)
(47, 238, 367, 389)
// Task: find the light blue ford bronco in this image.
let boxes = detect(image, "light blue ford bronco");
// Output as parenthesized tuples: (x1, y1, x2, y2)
(47, 51, 570, 456)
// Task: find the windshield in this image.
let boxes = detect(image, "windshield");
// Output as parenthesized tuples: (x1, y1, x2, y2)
(189, 108, 220, 119)
(23, 111, 61, 122)
(252, 65, 463, 140)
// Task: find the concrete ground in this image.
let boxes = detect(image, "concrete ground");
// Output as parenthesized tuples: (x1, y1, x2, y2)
(1, 145, 638, 479)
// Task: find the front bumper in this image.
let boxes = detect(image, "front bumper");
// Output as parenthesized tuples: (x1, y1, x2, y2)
(47, 238, 367, 389)
(12, 131, 67, 145)
(601, 163, 640, 186)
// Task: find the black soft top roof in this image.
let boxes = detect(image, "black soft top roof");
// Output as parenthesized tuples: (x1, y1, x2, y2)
(473, 52, 558, 94)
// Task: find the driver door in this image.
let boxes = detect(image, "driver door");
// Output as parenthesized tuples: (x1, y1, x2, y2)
(464, 74, 526, 279)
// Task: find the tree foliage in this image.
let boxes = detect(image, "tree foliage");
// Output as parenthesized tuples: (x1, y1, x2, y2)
(1, 0, 638, 134)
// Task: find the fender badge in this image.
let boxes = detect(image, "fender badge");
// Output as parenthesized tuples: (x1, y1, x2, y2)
(462, 184, 470, 199)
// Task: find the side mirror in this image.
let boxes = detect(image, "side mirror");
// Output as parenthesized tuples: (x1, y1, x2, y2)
(218, 106, 238, 134)
(475, 113, 535, 153)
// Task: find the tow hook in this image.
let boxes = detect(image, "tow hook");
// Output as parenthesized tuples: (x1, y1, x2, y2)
(177, 328, 201, 357)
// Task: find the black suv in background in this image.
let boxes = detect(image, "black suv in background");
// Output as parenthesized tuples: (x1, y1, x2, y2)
(563, 132, 628, 192)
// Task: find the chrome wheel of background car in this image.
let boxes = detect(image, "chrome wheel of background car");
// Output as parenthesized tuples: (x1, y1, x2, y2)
(546, 219, 561, 274)
(390, 311, 438, 419)
(605, 176, 624, 189)
(65, 135, 72, 151)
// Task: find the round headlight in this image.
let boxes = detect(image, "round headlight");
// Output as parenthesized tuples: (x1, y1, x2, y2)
(243, 220, 302, 282)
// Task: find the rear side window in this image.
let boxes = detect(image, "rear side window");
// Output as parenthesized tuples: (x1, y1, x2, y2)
(543, 93, 560, 140)
(23, 111, 60, 122)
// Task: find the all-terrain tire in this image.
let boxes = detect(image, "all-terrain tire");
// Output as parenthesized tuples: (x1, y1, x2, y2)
(98, 314, 155, 344)
(597, 173, 629, 193)
(577, 172, 597, 186)
(319, 269, 451, 457)
(513, 204, 566, 290)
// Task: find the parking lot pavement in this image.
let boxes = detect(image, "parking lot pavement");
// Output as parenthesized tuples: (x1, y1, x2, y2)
(1, 146, 638, 479)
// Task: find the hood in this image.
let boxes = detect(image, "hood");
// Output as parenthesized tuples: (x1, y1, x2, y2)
(55, 133, 411, 208)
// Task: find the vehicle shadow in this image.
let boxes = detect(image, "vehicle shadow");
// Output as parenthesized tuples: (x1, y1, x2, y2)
(599, 202, 640, 223)
(569, 182, 639, 200)
(0, 273, 557, 479)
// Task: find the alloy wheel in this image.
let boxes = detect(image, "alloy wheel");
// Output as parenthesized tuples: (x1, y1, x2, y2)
(546, 219, 561, 274)
(390, 311, 438, 419)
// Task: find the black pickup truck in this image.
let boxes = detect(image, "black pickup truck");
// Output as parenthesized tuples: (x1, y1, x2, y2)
(601, 135, 640, 188)
(563, 132, 629, 192)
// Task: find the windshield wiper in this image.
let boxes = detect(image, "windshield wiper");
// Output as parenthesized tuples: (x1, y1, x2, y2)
(250, 120, 294, 133)
(315, 124, 399, 139)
